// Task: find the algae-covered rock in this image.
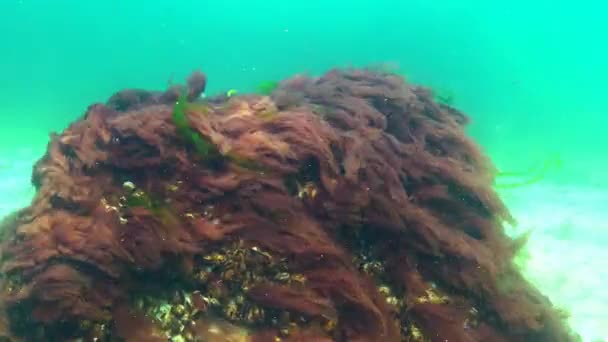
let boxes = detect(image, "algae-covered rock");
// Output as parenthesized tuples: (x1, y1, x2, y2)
(0, 68, 577, 342)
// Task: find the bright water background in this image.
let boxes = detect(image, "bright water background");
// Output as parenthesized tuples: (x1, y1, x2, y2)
(1, 1, 607, 340)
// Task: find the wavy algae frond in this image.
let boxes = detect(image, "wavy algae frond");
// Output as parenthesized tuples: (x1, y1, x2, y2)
(173, 91, 267, 173)
(172, 92, 220, 161)
(256, 80, 279, 95)
(494, 153, 563, 189)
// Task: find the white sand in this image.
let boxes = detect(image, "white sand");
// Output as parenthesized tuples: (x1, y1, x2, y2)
(0, 148, 606, 341)
(501, 184, 608, 342)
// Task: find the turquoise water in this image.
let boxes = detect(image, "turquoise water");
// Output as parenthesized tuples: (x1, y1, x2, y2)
(1, 1, 607, 340)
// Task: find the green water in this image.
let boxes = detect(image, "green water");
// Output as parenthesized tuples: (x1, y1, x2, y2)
(1, 0, 607, 340)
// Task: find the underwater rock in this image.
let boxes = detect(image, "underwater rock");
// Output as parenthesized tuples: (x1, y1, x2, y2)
(0, 68, 578, 341)
(106, 70, 206, 113)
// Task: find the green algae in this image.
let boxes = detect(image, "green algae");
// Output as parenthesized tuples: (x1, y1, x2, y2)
(256, 80, 279, 95)
(172, 91, 267, 173)
(172, 92, 221, 163)
(494, 154, 563, 189)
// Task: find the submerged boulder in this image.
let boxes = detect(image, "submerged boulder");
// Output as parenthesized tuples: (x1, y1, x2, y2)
(0, 68, 576, 341)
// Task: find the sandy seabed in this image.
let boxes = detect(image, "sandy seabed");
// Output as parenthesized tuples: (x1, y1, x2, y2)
(500, 184, 608, 342)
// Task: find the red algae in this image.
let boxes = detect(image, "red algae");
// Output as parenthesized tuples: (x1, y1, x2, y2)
(0, 68, 577, 341)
